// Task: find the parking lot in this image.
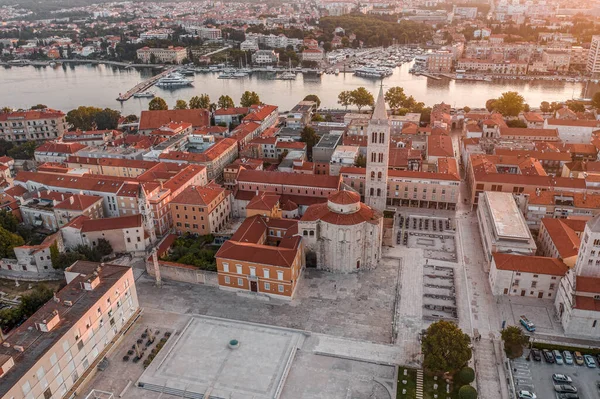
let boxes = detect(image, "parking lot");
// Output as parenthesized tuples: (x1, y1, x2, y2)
(513, 350, 600, 398)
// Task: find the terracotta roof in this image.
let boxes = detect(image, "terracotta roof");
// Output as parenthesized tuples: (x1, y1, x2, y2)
(328, 190, 360, 205)
(0, 156, 14, 164)
(276, 141, 306, 150)
(494, 149, 571, 162)
(301, 201, 381, 226)
(527, 191, 600, 209)
(35, 141, 87, 154)
(54, 194, 102, 211)
(546, 119, 600, 128)
(63, 215, 90, 229)
(243, 104, 278, 123)
(170, 185, 226, 206)
(573, 295, 600, 311)
(15, 171, 126, 193)
(214, 107, 250, 116)
(575, 276, 600, 294)
(238, 169, 341, 189)
(499, 127, 558, 139)
(4, 185, 27, 197)
(80, 214, 143, 232)
(0, 109, 64, 121)
(389, 148, 421, 168)
(194, 126, 228, 135)
(540, 218, 581, 260)
(492, 253, 568, 275)
(522, 112, 544, 123)
(247, 191, 280, 211)
(427, 135, 454, 157)
(139, 109, 210, 130)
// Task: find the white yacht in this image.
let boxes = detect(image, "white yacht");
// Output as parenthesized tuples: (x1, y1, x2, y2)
(354, 66, 393, 78)
(155, 73, 193, 87)
(133, 91, 155, 98)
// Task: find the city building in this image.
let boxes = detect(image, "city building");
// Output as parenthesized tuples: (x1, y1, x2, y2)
(138, 109, 210, 134)
(301, 48, 324, 62)
(170, 184, 231, 235)
(34, 141, 88, 163)
(489, 253, 567, 297)
(587, 35, 600, 76)
(215, 215, 304, 299)
(427, 51, 453, 73)
(3, 233, 64, 276)
(543, 119, 600, 144)
(54, 194, 105, 228)
(61, 129, 122, 146)
(538, 217, 586, 267)
(299, 190, 382, 273)
(542, 50, 571, 72)
(0, 108, 68, 142)
(365, 86, 390, 212)
(0, 261, 139, 399)
(477, 191, 537, 267)
(136, 46, 188, 64)
(251, 50, 279, 64)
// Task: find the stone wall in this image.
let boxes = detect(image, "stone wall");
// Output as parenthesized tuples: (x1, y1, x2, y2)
(146, 259, 219, 286)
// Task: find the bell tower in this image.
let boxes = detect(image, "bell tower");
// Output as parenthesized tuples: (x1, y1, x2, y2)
(365, 84, 390, 212)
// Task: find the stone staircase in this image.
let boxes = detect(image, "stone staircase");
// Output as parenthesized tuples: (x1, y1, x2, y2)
(416, 369, 424, 399)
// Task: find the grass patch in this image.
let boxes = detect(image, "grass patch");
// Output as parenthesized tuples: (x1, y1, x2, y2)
(159, 234, 217, 271)
(397, 367, 417, 398)
(423, 373, 458, 399)
(532, 342, 600, 356)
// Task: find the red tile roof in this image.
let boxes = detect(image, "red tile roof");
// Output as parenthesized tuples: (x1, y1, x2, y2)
(214, 107, 250, 116)
(546, 119, 600, 128)
(139, 109, 209, 130)
(0, 109, 64, 121)
(237, 169, 341, 189)
(35, 141, 87, 154)
(540, 218, 581, 260)
(492, 253, 568, 275)
(247, 191, 280, 211)
(575, 276, 600, 294)
(170, 185, 226, 206)
(301, 201, 381, 226)
(80, 214, 143, 232)
(55, 194, 103, 211)
(499, 127, 558, 139)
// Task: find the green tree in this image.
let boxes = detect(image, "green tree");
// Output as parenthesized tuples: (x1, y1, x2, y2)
(240, 91, 261, 107)
(190, 94, 210, 109)
(303, 94, 321, 108)
(53, 252, 86, 270)
(20, 284, 54, 317)
(592, 92, 600, 110)
(7, 141, 36, 160)
(540, 101, 551, 113)
(485, 99, 497, 113)
(174, 99, 188, 110)
(493, 91, 525, 117)
(95, 108, 121, 130)
(350, 87, 374, 112)
(1, 107, 12, 114)
(0, 209, 18, 233)
(30, 104, 47, 110)
(217, 95, 235, 109)
(420, 107, 432, 124)
(455, 367, 475, 385)
(0, 226, 25, 258)
(149, 97, 168, 111)
(337, 90, 352, 110)
(421, 320, 472, 374)
(66, 106, 120, 130)
(566, 101, 585, 113)
(458, 385, 477, 399)
(384, 87, 407, 113)
(300, 126, 319, 160)
(463, 106, 471, 113)
(96, 238, 113, 257)
(501, 326, 529, 359)
(355, 153, 366, 167)
(50, 242, 60, 268)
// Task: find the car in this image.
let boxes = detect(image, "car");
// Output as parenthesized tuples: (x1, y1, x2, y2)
(554, 385, 578, 394)
(520, 315, 536, 332)
(530, 348, 541, 361)
(554, 350, 564, 365)
(584, 354, 597, 368)
(552, 374, 573, 383)
(563, 351, 574, 365)
(517, 390, 537, 399)
(574, 351, 584, 366)
(543, 349, 555, 363)
(557, 394, 579, 399)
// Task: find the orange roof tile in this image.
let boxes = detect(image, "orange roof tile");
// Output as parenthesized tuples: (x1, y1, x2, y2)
(492, 253, 568, 275)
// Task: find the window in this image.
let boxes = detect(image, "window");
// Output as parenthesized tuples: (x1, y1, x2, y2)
(265, 282, 270, 290)
(225, 276, 230, 284)
(594, 320, 598, 328)
(531, 281, 537, 288)
(237, 278, 243, 286)
(236, 264, 242, 274)
(249, 267, 256, 277)
(278, 285, 284, 293)
(277, 271, 283, 280)
(263, 269, 270, 279)
(223, 263, 229, 272)
(549, 283, 555, 290)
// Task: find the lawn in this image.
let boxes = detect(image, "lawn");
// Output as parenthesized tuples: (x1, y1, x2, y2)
(159, 234, 218, 271)
(423, 373, 458, 399)
(397, 367, 417, 398)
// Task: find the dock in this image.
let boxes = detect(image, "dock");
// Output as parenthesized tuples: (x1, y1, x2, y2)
(419, 72, 442, 80)
(116, 67, 178, 102)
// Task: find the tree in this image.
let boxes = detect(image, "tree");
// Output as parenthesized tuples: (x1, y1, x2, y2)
(0, 209, 18, 233)
(66, 106, 120, 130)
(1, 107, 12, 114)
(458, 385, 477, 399)
(350, 87, 374, 112)
(303, 94, 321, 108)
(217, 95, 235, 109)
(0, 226, 24, 259)
(20, 284, 54, 317)
(240, 91, 261, 107)
(592, 92, 600, 110)
(149, 97, 168, 111)
(300, 126, 319, 160)
(493, 91, 525, 117)
(337, 91, 352, 110)
(174, 99, 188, 110)
(421, 320, 472, 374)
(95, 108, 121, 130)
(53, 252, 86, 270)
(455, 367, 475, 385)
(96, 238, 113, 257)
(506, 120, 527, 128)
(384, 87, 407, 113)
(566, 101, 585, 113)
(540, 101, 551, 113)
(30, 104, 47, 110)
(501, 326, 529, 359)
(485, 99, 497, 113)
(463, 106, 471, 113)
(190, 94, 210, 109)
(420, 107, 432, 125)
(7, 141, 36, 160)
(355, 153, 366, 167)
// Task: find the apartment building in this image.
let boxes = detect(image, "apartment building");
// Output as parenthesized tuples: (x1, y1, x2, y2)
(489, 253, 567, 298)
(66, 156, 159, 178)
(523, 191, 600, 229)
(251, 50, 279, 64)
(587, 35, 600, 75)
(0, 109, 68, 142)
(54, 194, 105, 228)
(170, 184, 231, 235)
(5, 233, 64, 275)
(542, 50, 571, 72)
(136, 46, 188, 64)
(538, 217, 586, 267)
(456, 59, 528, 74)
(138, 109, 210, 134)
(61, 129, 122, 146)
(0, 261, 139, 399)
(34, 141, 88, 163)
(427, 51, 453, 73)
(543, 118, 600, 144)
(215, 215, 304, 299)
(302, 48, 324, 62)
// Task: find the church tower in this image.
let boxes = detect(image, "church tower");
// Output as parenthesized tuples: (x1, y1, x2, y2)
(365, 85, 390, 212)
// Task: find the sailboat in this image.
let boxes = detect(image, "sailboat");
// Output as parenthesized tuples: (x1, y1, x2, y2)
(233, 59, 249, 77)
(279, 59, 296, 80)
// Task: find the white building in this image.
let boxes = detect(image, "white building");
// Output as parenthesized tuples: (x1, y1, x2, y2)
(489, 252, 567, 298)
(587, 35, 600, 76)
(299, 190, 382, 273)
(301, 49, 324, 62)
(251, 50, 279, 64)
(365, 86, 390, 212)
(140, 29, 173, 41)
(477, 191, 537, 267)
(544, 118, 600, 144)
(329, 145, 359, 176)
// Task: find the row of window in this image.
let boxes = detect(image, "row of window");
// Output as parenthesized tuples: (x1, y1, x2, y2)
(222, 262, 284, 280)
(223, 276, 284, 292)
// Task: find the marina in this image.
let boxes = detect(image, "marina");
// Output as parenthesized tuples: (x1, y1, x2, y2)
(116, 67, 178, 101)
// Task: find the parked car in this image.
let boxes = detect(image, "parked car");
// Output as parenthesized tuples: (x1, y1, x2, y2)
(530, 348, 541, 361)
(574, 351, 584, 366)
(554, 385, 578, 393)
(557, 393, 579, 399)
(563, 351, 574, 365)
(554, 350, 564, 365)
(584, 354, 597, 368)
(543, 349, 555, 363)
(519, 315, 536, 332)
(552, 374, 573, 383)
(517, 390, 537, 399)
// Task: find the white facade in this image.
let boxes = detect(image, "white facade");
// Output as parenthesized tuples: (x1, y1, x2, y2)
(365, 86, 390, 212)
(251, 50, 279, 64)
(587, 35, 600, 75)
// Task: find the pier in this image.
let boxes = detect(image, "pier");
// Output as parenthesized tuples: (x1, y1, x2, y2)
(116, 67, 178, 102)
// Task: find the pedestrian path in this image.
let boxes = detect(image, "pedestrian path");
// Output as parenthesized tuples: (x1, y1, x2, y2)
(416, 369, 424, 398)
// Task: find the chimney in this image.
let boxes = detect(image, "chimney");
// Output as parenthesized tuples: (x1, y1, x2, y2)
(69, 196, 74, 205)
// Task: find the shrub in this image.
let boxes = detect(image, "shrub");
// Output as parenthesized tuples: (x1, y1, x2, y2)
(455, 367, 475, 385)
(458, 385, 477, 399)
